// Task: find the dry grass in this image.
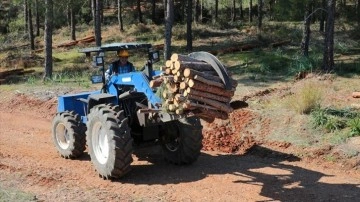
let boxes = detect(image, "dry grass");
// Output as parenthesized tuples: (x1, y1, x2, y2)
(285, 79, 324, 114)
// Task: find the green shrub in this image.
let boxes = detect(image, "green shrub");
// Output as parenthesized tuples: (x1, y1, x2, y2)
(311, 107, 360, 136)
(290, 55, 314, 73)
(324, 107, 360, 119)
(335, 42, 350, 54)
(348, 118, 360, 137)
(8, 18, 24, 33)
(26, 75, 38, 85)
(0, 35, 5, 43)
(311, 108, 346, 132)
(324, 116, 346, 132)
(311, 107, 328, 128)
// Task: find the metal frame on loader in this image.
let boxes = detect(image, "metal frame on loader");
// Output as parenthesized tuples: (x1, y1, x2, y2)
(51, 42, 230, 179)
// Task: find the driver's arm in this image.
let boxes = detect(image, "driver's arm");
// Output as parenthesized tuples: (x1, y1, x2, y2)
(105, 64, 113, 81)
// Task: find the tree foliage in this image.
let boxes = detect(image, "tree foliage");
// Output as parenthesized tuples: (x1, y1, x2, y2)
(2, 0, 360, 76)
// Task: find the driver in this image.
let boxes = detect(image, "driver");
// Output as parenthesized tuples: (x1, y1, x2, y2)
(105, 50, 135, 81)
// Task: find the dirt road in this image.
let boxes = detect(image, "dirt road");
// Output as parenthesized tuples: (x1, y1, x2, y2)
(0, 92, 360, 202)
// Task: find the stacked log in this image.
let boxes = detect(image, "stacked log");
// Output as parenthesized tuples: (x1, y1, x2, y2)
(151, 53, 237, 122)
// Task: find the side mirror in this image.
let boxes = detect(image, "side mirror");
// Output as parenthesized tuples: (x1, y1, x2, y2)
(92, 52, 104, 68)
(149, 50, 160, 63)
(90, 75, 103, 84)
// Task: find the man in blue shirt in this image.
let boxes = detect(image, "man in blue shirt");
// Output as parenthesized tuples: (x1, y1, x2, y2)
(105, 50, 135, 81)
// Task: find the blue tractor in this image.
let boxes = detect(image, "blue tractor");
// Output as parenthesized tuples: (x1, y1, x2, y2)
(51, 43, 231, 179)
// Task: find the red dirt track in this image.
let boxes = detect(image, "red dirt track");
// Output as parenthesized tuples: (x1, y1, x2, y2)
(1, 92, 360, 201)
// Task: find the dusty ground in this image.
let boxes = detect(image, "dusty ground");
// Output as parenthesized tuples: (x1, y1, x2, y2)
(0, 87, 359, 202)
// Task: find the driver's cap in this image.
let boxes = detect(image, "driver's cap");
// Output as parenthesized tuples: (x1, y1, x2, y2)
(117, 50, 129, 57)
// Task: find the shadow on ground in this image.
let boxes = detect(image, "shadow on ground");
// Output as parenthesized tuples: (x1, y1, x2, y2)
(118, 145, 360, 202)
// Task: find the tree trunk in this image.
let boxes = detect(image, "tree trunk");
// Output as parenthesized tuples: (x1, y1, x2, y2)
(183, 101, 217, 111)
(215, 0, 218, 22)
(175, 61, 214, 71)
(67, 4, 71, 28)
(186, 78, 234, 97)
(195, 0, 199, 23)
(311, 1, 316, 24)
(187, 94, 233, 113)
(152, 0, 156, 23)
(249, 0, 253, 23)
(91, 0, 95, 22)
(118, 0, 124, 31)
(322, 0, 335, 72)
(192, 75, 226, 89)
(357, 0, 360, 25)
(164, 0, 167, 22)
(200, 0, 203, 22)
(231, 0, 236, 22)
(95, 0, 101, 46)
(186, 0, 193, 51)
(181, 0, 185, 23)
(239, 0, 243, 19)
(35, 0, 40, 36)
(24, 0, 28, 34)
(320, 0, 326, 32)
(70, 2, 76, 41)
(28, 3, 35, 50)
(184, 68, 222, 83)
(258, 0, 263, 29)
(100, 0, 104, 23)
(137, 0, 143, 23)
(44, 0, 53, 80)
(269, 0, 274, 20)
(164, 0, 174, 60)
(186, 87, 232, 103)
(301, 3, 312, 57)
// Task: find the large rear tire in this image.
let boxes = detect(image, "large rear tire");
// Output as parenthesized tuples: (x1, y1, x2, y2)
(52, 111, 86, 158)
(160, 117, 203, 164)
(86, 104, 133, 179)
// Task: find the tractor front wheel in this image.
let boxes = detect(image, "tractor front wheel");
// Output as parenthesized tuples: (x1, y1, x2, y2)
(51, 111, 86, 158)
(160, 117, 203, 165)
(86, 104, 133, 179)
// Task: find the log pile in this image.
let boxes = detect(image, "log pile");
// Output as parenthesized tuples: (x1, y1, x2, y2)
(35, 36, 97, 52)
(56, 36, 96, 48)
(151, 53, 237, 122)
(0, 68, 35, 84)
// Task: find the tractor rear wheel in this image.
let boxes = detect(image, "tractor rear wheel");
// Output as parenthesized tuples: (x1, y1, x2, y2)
(160, 117, 203, 164)
(52, 111, 86, 158)
(86, 104, 133, 179)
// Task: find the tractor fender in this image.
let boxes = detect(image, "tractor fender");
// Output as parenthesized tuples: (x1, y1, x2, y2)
(86, 93, 117, 113)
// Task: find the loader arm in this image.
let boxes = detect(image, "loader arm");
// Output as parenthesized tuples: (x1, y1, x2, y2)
(107, 71, 162, 108)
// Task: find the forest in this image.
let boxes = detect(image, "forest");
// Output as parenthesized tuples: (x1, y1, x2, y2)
(0, 0, 359, 80)
(1, 1, 360, 201)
